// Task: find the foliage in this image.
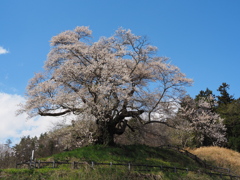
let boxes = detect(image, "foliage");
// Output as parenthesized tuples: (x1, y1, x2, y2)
(214, 83, 240, 151)
(12, 134, 64, 163)
(216, 83, 234, 106)
(18, 26, 192, 145)
(14, 136, 37, 162)
(217, 98, 240, 151)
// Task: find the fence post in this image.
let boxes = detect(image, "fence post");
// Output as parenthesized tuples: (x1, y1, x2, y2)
(110, 162, 112, 168)
(72, 161, 75, 169)
(38, 160, 40, 168)
(128, 163, 131, 171)
(53, 161, 55, 168)
(174, 167, 177, 173)
(186, 168, 188, 172)
(91, 161, 94, 168)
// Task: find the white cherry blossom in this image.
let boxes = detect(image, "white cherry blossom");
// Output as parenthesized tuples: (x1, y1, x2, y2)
(18, 26, 193, 145)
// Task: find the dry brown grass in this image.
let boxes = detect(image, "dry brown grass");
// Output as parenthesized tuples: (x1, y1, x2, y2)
(187, 146, 240, 175)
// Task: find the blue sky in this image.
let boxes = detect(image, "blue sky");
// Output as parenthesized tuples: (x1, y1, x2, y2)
(1, 0, 240, 144)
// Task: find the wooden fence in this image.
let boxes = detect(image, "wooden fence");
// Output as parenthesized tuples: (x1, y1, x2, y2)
(16, 160, 190, 172)
(16, 160, 240, 180)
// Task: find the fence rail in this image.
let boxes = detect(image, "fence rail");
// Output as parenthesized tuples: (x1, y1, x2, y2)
(16, 160, 190, 172)
(16, 160, 240, 180)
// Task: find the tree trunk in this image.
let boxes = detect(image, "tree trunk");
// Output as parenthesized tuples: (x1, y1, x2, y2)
(94, 121, 115, 146)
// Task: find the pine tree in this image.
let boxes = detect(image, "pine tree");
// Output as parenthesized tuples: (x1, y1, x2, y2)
(217, 83, 234, 106)
(215, 83, 240, 151)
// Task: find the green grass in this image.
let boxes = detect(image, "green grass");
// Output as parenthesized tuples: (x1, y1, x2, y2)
(51, 144, 199, 168)
(0, 144, 231, 180)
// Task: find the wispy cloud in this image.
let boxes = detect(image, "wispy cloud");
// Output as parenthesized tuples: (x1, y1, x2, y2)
(0, 93, 63, 145)
(0, 46, 9, 55)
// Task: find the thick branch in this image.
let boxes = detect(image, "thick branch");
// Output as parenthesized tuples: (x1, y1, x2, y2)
(120, 109, 144, 118)
(39, 110, 71, 116)
(122, 85, 135, 110)
(126, 124, 135, 132)
(144, 120, 176, 129)
(115, 120, 128, 135)
(112, 92, 120, 110)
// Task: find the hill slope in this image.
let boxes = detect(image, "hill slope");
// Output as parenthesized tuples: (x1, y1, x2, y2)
(188, 146, 240, 176)
(0, 145, 237, 180)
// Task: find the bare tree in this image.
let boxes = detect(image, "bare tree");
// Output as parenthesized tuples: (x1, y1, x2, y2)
(0, 142, 15, 169)
(18, 26, 192, 145)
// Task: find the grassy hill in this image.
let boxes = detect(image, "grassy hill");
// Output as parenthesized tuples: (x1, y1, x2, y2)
(0, 144, 238, 180)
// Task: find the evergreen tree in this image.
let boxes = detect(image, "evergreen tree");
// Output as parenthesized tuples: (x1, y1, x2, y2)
(217, 83, 234, 106)
(218, 98, 240, 151)
(13, 136, 36, 162)
(215, 83, 240, 151)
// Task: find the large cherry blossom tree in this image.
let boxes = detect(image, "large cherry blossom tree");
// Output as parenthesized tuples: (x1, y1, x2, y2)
(18, 26, 193, 145)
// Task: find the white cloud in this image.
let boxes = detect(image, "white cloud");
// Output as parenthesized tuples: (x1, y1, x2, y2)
(0, 93, 63, 145)
(0, 46, 9, 55)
